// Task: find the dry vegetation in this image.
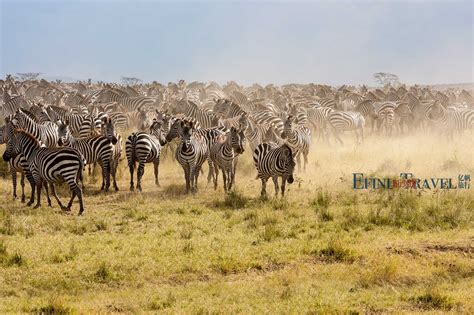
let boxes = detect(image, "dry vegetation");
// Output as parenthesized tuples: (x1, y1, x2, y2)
(0, 132, 473, 313)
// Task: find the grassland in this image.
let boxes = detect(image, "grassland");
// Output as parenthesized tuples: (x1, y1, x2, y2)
(0, 132, 473, 314)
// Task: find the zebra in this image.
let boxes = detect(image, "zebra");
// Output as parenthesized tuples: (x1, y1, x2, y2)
(12, 109, 59, 147)
(281, 115, 311, 171)
(427, 102, 474, 138)
(218, 112, 249, 132)
(100, 116, 123, 191)
(210, 127, 246, 192)
(0, 120, 35, 204)
(174, 120, 209, 193)
(373, 101, 396, 135)
(2, 128, 85, 214)
(354, 100, 377, 133)
(173, 99, 219, 129)
(126, 119, 167, 191)
(327, 111, 365, 144)
(57, 120, 117, 192)
(253, 143, 296, 197)
(166, 117, 226, 183)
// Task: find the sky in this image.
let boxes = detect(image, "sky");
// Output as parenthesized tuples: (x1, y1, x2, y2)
(0, 0, 473, 86)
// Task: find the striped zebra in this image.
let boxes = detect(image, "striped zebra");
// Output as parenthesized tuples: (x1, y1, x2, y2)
(355, 100, 377, 133)
(306, 106, 333, 141)
(0, 121, 35, 204)
(100, 116, 123, 191)
(210, 127, 246, 192)
(373, 101, 396, 135)
(126, 119, 167, 191)
(327, 111, 365, 144)
(57, 120, 117, 192)
(427, 102, 474, 138)
(12, 109, 59, 147)
(253, 143, 296, 197)
(218, 112, 249, 132)
(281, 115, 311, 171)
(174, 120, 209, 193)
(2, 129, 85, 214)
(166, 118, 226, 183)
(173, 99, 219, 129)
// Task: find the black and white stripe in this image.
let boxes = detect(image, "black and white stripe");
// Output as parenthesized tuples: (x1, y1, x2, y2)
(210, 127, 246, 192)
(126, 119, 167, 191)
(253, 143, 296, 197)
(281, 115, 311, 171)
(2, 128, 85, 214)
(327, 111, 365, 144)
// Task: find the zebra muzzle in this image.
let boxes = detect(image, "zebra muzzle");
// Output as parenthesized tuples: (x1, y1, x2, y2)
(288, 175, 294, 184)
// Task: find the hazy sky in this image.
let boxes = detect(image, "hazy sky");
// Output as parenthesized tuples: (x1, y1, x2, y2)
(1, 0, 472, 85)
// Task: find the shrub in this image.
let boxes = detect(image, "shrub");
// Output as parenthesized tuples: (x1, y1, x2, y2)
(314, 238, 356, 263)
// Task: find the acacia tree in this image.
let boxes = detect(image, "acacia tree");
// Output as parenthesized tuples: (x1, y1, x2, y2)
(15, 72, 41, 81)
(121, 76, 142, 86)
(373, 72, 399, 86)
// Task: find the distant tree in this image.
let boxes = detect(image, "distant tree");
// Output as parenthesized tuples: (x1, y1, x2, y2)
(15, 72, 41, 81)
(87, 78, 92, 85)
(373, 72, 400, 87)
(121, 77, 142, 86)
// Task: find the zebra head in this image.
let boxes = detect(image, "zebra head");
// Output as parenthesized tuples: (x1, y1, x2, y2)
(280, 115, 295, 139)
(100, 116, 118, 145)
(238, 112, 249, 132)
(178, 120, 194, 149)
(57, 120, 71, 146)
(2, 126, 29, 162)
(150, 118, 167, 146)
(165, 117, 182, 142)
(229, 127, 245, 154)
(279, 144, 295, 184)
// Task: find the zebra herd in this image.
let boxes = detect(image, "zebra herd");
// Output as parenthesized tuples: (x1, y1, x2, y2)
(1, 76, 473, 214)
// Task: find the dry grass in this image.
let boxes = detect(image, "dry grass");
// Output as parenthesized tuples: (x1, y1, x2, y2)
(0, 132, 473, 313)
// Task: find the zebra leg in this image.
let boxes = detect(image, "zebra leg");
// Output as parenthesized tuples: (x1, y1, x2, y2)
(232, 158, 238, 187)
(137, 161, 145, 192)
(281, 177, 288, 197)
(129, 160, 136, 191)
(272, 176, 279, 197)
(213, 163, 219, 191)
(228, 168, 234, 191)
(260, 177, 269, 198)
(222, 169, 228, 192)
(112, 160, 119, 191)
(26, 172, 36, 206)
(44, 182, 52, 207)
(101, 160, 111, 192)
(303, 150, 309, 171)
(20, 173, 26, 203)
(184, 165, 191, 193)
(207, 158, 214, 184)
(34, 178, 43, 209)
(11, 170, 17, 199)
(192, 164, 199, 193)
(296, 153, 302, 172)
(51, 184, 67, 211)
(153, 157, 160, 187)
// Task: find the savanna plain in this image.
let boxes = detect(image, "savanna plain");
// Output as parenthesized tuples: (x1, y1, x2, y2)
(0, 132, 473, 314)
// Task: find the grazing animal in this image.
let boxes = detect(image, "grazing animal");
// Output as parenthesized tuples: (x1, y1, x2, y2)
(253, 143, 296, 197)
(57, 120, 117, 192)
(210, 127, 246, 192)
(3, 129, 85, 215)
(174, 120, 209, 193)
(281, 115, 311, 171)
(126, 119, 167, 191)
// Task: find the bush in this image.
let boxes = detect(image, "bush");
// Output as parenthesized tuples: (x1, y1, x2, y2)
(313, 238, 356, 263)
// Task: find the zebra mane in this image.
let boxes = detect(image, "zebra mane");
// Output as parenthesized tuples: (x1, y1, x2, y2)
(13, 128, 42, 146)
